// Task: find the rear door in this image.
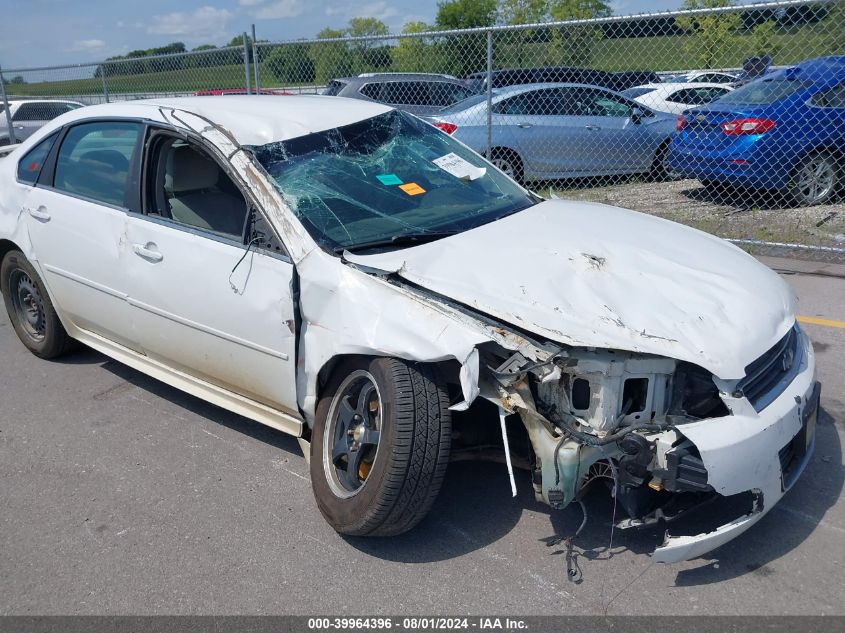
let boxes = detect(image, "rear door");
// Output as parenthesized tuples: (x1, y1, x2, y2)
(23, 120, 142, 349)
(123, 131, 298, 414)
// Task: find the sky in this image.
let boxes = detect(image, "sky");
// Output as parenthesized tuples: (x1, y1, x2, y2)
(0, 0, 688, 70)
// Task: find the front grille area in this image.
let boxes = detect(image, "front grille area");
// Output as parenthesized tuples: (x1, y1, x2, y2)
(739, 326, 801, 411)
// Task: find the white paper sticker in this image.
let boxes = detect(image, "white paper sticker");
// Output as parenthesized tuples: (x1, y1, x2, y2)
(433, 152, 486, 181)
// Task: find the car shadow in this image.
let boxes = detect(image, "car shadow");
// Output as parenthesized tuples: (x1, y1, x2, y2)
(678, 182, 799, 211)
(99, 355, 303, 455)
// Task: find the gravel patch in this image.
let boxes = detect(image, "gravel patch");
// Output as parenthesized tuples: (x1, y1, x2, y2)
(549, 177, 845, 258)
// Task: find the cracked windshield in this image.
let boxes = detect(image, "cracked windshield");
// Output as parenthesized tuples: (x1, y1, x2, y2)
(251, 110, 536, 252)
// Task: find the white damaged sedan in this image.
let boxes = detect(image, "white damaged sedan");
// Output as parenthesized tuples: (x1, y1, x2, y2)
(0, 97, 819, 562)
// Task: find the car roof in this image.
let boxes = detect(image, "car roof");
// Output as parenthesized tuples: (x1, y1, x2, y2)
(5, 99, 83, 106)
(788, 55, 845, 80)
(338, 73, 463, 83)
(493, 82, 619, 95)
(634, 82, 732, 91)
(36, 96, 393, 146)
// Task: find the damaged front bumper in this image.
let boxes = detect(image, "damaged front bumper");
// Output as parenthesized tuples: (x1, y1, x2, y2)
(652, 340, 818, 563)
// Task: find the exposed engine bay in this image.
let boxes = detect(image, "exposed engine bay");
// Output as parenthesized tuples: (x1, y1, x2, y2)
(452, 330, 816, 562)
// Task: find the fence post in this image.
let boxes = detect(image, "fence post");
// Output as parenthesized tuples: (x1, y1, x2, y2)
(101, 63, 110, 103)
(252, 24, 261, 94)
(243, 31, 252, 95)
(485, 30, 493, 158)
(0, 66, 15, 145)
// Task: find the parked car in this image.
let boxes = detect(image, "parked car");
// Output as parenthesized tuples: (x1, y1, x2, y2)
(323, 73, 478, 116)
(428, 83, 678, 181)
(668, 55, 845, 206)
(0, 96, 819, 563)
(664, 70, 738, 84)
(622, 82, 733, 114)
(0, 99, 83, 145)
(611, 70, 663, 91)
(195, 89, 290, 96)
(465, 66, 617, 93)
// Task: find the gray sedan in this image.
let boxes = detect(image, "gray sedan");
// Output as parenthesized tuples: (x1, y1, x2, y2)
(427, 83, 678, 182)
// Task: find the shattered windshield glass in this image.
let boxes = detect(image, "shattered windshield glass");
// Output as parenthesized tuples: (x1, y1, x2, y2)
(250, 110, 536, 252)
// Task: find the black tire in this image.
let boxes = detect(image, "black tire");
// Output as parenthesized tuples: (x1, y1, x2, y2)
(648, 140, 674, 181)
(1, 250, 75, 359)
(310, 356, 451, 536)
(787, 152, 840, 207)
(489, 148, 524, 184)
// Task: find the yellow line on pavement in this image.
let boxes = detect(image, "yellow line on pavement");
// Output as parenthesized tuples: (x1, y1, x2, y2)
(798, 315, 845, 329)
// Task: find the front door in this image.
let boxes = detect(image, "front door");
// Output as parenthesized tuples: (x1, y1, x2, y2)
(124, 133, 298, 413)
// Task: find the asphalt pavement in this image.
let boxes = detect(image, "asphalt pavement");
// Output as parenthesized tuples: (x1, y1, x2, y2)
(1, 256, 843, 616)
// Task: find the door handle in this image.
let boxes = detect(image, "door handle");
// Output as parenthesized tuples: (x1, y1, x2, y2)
(27, 206, 51, 222)
(15, 125, 25, 130)
(517, 122, 533, 129)
(585, 124, 600, 131)
(132, 243, 163, 263)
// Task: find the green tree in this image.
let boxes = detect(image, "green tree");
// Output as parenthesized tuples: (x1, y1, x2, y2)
(677, 0, 741, 69)
(346, 17, 391, 72)
(310, 27, 353, 84)
(435, 0, 498, 76)
(822, 0, 844, 55)
(748, 20, 781, 59)
(266, 44, 316, 85)
(545, 0, 612, 67)
(393, 22, 439, 73)
(498, 0, 549, 24)
(435, 0, 498, 29)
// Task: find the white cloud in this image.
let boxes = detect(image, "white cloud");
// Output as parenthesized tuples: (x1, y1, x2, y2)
(325, 1, 399, 21)
(147, 6, 233, 39)
(66, 39, 106, 52)
(251, 0, 305, 20)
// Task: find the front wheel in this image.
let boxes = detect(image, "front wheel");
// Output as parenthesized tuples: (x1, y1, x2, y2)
(310, 357, 451, 536)
(489, 148, 524, 184)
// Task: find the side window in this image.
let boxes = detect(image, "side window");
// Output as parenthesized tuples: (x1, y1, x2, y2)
(154, 139, 248, 240)
(16, 133, 58, 185)
(813, 85, 845, 109)
(430, 83, 472, 107)
(494, 91, 556, 116)
(669, 89, 696, 105)
(579, 89, 633, 118)
(12, 103, 44, 122)
(380, 82, 427, 106)
(358, 83, 382, 100)
(53, 121, 142, 207)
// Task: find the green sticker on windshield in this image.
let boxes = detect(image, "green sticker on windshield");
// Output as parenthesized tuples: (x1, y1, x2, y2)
(377, 173, 404, 186)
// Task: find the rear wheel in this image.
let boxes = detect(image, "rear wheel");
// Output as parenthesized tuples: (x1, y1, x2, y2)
(1, 250, 75, 358)
(648, 140, 675, 181)
(490, 148, 524, 184)
(788, 152, 840, 207)
(310, 356, 451, 536)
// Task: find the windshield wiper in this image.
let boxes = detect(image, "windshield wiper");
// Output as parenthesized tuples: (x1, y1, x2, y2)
(335, 231, 457, 253)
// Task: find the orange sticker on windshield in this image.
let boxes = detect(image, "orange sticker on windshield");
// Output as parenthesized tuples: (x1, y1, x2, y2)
(399, 182, 426, 196)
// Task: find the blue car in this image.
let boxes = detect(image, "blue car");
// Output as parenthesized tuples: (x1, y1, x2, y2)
(668, 56, 845, 206)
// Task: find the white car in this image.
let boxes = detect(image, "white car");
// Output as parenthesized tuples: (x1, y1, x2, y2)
(664, 70, 739, 84)
(622, 82, 733, 114)
(0, 97, 819, 562)
(0, 99, 83, 145)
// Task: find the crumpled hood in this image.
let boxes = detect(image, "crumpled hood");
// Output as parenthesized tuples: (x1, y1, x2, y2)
(344, 200, 796, 379)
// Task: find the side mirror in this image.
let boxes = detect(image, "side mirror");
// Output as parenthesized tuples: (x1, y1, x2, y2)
(630, 106, 646, 124)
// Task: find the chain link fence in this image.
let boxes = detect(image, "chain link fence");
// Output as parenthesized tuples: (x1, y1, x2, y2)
(1, 0, 843, 261)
